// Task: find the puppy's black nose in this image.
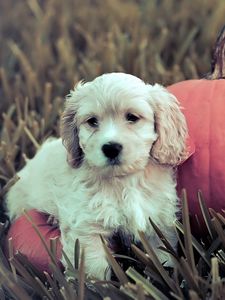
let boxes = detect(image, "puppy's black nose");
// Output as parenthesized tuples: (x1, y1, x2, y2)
(102, 142, 123, 159)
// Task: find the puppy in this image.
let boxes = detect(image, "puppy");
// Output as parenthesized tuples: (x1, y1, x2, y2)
(6, 73, 188, 279)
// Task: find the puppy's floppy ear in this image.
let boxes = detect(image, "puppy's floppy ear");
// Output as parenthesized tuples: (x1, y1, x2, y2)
(60, 83, 84, 168)
(149, 84, 188, 166)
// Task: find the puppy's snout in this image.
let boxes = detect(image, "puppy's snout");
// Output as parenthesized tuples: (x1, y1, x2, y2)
(102, 142, 123, 160)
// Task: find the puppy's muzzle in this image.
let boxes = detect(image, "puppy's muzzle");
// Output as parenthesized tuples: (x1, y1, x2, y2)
(102, 142, 123, 165)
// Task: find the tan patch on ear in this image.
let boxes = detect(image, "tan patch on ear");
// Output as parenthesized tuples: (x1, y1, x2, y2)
(60, 108, 84, 168)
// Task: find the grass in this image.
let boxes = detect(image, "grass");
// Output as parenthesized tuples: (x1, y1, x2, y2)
(0, 193, 225, 299)
(0, 0, 225, 299)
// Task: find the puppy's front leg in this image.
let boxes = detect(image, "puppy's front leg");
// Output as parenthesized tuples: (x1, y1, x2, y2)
(61, 227, 110, 279)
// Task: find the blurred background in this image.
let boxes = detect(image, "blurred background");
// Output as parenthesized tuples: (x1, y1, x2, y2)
(0, 0, 225, 197)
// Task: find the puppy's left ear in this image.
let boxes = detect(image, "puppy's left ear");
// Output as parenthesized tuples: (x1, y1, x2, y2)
(60, 95, 84, 168)
(149, 84, 188, 166)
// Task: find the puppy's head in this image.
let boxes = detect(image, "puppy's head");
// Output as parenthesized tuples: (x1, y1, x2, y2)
(61, 73, 188, 176)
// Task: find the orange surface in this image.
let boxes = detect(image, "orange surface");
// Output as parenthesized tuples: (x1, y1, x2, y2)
(168, 79, 225, 227)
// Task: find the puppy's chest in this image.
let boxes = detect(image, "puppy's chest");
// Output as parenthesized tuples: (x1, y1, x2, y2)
(88, 183, 154, 234)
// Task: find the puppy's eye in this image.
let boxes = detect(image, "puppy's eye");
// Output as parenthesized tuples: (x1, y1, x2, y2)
(126, 113, 140, 123)
(86, 117, 99, 128)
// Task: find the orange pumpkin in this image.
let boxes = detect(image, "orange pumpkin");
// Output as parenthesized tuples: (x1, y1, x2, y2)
(168, 26, 225, 230)
(169, 79, 225, 215)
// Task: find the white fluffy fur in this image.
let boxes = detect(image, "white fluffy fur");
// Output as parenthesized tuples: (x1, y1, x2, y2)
(6, 73, 188, 279)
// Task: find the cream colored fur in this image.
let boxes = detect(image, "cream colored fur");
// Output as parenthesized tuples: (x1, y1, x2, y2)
(6, 73, 188, 279)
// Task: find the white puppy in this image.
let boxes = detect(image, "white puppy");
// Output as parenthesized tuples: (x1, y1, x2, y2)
(6, 73, 188, 279)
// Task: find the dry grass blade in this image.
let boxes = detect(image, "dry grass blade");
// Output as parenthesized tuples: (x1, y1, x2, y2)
(0, 262, 32, 300)
(181, 190, 197, 274)
(211, 257, 224, 299)
(175, 26, 199, 64)
(215, 213, 225, 225)
(205, 235, 223, 259)
(7, 40, 38, 101)
(174, 220, 210, 266)
(130, 244, 150, 265)
(61, 249, 76, 278)
(15, 251, 46, 283)
(176, 257, 201, 294)
(0, 243, 10, 271)
(23, 126, 40, 150)
(198, 190, 217, 239)
(0, 68, 11, 100)
(0, 175, 19, 198)
(211, 257, 220, 283)
(211, 217, 225, 249)
(77, 249, 85, 300)
(138, 231, 177, 293)
(112, 254, 138, 264)
(7, 238, 17, 281)
(14, 97, 22, 121)
(74, 238, 80, 270)
(7, 41, 34, 77)
(0, 222, 8, 240)
(12, 120, 25, 145)
(217, 249, 225, 262)
(49, 262, 75, 300)
(148, 216, 179, 260)
(209, 208, 225, 225)
(50, 236, 59, 260)
(169, 294, 184, 300)
(43, 82, 53, 123)
(130, 244, 168, 285)
(136, 283, 145, 300)
(171, 268, 184, 300)
(0, 277, 30, 300)
(26, 0, 43, 19)
(145, 266, 169, 287)
(100, 235, 129, 285)
(189, 290, 200, 300)
(174, 221, 186, 257)
(34, 276, 55, 300)
(126, 267, 169, 300)
(9, 256, 43, 294)
(44, 271, 64, 300)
